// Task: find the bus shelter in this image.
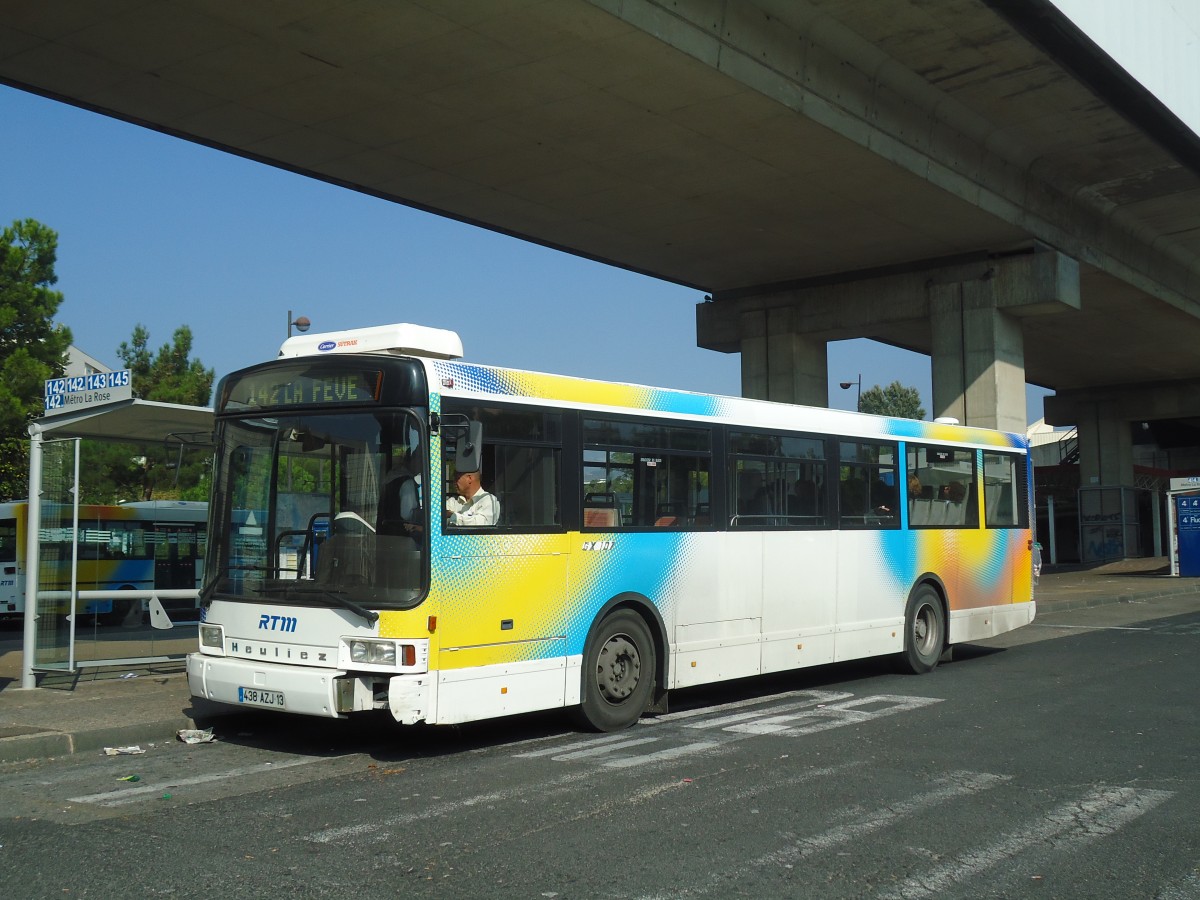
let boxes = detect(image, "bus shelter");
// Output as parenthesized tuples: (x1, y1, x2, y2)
(20, 398, 213, 689)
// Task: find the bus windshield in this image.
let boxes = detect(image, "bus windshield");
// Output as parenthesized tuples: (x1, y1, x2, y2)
(206, 408, 427, 610)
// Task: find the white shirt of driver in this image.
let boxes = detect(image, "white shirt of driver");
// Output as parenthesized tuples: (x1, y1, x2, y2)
(446, 488, 499, 526)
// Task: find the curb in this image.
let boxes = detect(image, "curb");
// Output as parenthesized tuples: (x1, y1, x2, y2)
(0, 715, 198, 765)
(1036, 580, 1200, 615)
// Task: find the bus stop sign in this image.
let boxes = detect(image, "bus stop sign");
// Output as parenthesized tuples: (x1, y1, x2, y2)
(1175, 494, 1200, 577)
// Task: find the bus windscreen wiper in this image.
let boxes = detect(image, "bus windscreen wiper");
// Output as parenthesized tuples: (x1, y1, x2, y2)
(269, 584, 380, 626)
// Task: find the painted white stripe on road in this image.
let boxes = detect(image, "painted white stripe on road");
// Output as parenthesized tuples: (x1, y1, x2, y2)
(655, 690, 853, 724)
(763, 771, 1007, 863)
(638, 771, 1008, 899)
(305, 769, 595, 844)
(1033, 624, 1151, 631)
(879, 786, 1175, 899)
(68, 757, 318, 806)
(728, 694, 943, 737)
(682, 693, 856, 730)
(515, 731, 651, 758)
(552, 736, 661, 760)
(603, 741, 720, 768)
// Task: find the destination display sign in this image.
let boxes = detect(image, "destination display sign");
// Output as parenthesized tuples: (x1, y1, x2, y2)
(44, 370, 132, 416)
(221, 366, 383, 412)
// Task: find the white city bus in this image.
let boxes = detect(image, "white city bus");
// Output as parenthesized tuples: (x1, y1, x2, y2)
(189, 323, 1035, 730)
(0, 500, 207, 624)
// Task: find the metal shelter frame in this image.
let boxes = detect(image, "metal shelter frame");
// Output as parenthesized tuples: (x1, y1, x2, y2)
(20, 399, 213, 689)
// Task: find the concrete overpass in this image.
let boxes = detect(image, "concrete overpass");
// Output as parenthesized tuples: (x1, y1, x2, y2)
(3, 0, 1200, 493)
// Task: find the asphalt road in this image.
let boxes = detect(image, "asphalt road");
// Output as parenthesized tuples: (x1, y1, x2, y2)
(1, 596, 1197, 899)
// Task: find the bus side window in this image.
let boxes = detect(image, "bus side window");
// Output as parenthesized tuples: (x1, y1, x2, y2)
(442, 402, 563, 530)
(728, 430, 830, 529)
(838, 440, 899, 528)
(582, 417, 711, 530)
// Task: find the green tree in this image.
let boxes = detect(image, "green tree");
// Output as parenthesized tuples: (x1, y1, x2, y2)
(858, 381, 926, 420)
(118, 324, 214, 406)
(81, 325, 215, 503)
(0, 219, 72, 501)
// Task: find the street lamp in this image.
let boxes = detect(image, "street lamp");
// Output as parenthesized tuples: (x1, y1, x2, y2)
(839, 374, 862, 411)
(287, 310, 311, 339)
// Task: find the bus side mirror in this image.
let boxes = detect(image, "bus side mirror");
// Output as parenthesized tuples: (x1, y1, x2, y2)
(456, 422, 484, 474)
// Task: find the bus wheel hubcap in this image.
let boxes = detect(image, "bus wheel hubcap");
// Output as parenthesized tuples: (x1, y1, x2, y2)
(597, 635, 640, 702)
(915, 607, 933, 650)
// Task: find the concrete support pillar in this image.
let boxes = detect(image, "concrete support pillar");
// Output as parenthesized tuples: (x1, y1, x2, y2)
(930, 279, 1027, 433)
(1074, 400, 1134, 488)
(738, 307, 827, 405)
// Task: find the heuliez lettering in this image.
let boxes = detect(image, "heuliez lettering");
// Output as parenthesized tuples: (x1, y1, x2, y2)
(230, 641, 326, 662)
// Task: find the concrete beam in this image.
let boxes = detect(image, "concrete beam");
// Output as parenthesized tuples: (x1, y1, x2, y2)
(1045, 380, 1200, 488)
(698, 249, 1079, 431)
(698, 249, 1079, 348)
(1045, 379, 1200, 425)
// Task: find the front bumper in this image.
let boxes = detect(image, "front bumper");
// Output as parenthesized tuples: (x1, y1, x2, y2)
(187, 653, 343, 718)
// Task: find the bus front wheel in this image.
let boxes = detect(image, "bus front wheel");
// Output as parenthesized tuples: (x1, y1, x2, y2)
(575, 610, 655, 732)
(899, 585, 945, 675)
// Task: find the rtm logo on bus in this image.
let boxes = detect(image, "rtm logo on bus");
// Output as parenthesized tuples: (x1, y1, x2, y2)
(259, 614, 298, 632)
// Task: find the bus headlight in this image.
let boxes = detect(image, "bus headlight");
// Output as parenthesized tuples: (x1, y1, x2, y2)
(349, 639, 396, 665)
(340, 638, 425, 671)
(199, 623, 224, 652)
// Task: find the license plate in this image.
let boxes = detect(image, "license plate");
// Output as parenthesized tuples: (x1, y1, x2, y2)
(238, 687, 285, 708)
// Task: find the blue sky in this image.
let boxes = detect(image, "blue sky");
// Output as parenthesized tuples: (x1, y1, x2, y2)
(2, 84, 1051, 423)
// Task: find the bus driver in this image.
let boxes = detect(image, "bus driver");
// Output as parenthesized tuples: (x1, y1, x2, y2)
(446, 466, 500, 527)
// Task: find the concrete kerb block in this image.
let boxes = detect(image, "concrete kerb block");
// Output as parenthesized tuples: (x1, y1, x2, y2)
(0, 727, 74, 764)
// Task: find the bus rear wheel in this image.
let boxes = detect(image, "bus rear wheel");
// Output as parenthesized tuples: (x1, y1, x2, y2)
(575, 610, 655, 732)
(899, 585, 945, 675)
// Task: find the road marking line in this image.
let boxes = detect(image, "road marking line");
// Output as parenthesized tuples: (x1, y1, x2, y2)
(68, 757, 318, 806)
(515, 732, 652, 758)
(879, 786, 1175, 899)
(728, 694, 943, 737)
(1033, 624, 1151, 631)
(552, 736, 661, 760)
(305, 769, 595, 844)
(655, 690, 853, 724)
(682, 693, 855, 730)
(766, 771, 1008, 861)
(637, 771, 1008, 899)
(603, 741, 721, 768)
